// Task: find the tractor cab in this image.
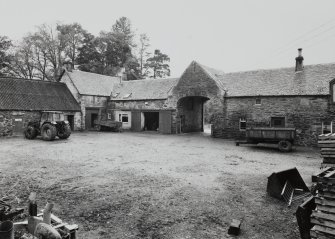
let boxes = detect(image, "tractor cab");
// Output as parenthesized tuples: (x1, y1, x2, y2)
(40, 111, 68, 126)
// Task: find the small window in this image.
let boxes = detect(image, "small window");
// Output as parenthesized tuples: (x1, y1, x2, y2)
(271, 117, 285, 128)
(255, 98, 261, 105)
(107, 113, 112, 120)
(322, 121, 332, 134)
(239, 118, 246, 131)
(119, 114, 129, 123)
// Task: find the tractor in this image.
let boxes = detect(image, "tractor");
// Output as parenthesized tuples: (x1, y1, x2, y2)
(24, 111, 71, 141)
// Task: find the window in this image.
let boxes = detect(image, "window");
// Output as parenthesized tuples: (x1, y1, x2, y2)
(107, 113, 112, 120)
(271, 117, 285, 128)
(239, 118, 246, 131)
(119, 114, 129, 123)
(255, 98, 261, 105)
(322, 121, 332, 134)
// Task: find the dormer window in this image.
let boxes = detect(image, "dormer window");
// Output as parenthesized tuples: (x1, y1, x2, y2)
(111, 92, 120, 98)
(123, 93, 132, 99)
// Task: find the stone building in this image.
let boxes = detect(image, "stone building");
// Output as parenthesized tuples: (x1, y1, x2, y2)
(60, 66, 120, 130)
(107, 50, 335, 146)
(0, 77, 80, 136)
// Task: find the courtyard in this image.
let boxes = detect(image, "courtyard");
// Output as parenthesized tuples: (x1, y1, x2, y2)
(0, 132, 321, 238)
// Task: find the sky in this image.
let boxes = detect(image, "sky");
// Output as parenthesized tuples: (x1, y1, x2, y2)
(1, 0, 335, 77)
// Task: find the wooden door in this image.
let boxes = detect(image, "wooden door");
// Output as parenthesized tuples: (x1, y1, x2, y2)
(131, 111, 142, 132)
(159, 111, 172, 134)
(12, 116, 24, 135)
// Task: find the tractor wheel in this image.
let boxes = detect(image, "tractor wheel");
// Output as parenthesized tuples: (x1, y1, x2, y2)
(58, 124, 71, 139)
(278, 140, 292, 152)
(41, 123, 57, 141)
(94, 124, 101, 131)
(24, 126, 37, 139)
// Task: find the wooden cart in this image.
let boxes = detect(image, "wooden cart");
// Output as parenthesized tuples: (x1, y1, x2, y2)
(236, 127, 296, 152)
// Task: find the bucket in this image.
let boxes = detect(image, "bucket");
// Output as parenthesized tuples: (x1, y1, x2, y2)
(0, 221, 14, 239)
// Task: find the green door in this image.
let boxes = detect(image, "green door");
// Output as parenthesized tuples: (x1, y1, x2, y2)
(159, 111, 172, 134)
(131, 111, 142, 131)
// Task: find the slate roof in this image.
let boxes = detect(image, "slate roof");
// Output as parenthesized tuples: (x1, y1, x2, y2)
(202, 63, 335, 97)
(66, 70, 120, 96)
(111, 78, 179, 101)
(0, 78, 81, 111)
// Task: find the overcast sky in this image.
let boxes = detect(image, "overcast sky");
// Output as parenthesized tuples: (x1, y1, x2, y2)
(1, 0, 335, 77)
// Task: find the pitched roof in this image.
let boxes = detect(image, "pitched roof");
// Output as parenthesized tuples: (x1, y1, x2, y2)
(65, 70, 120, 96)
(203, 63, 335, 97)
(0, 78, 81, 111)
(111, 78, 179, 101)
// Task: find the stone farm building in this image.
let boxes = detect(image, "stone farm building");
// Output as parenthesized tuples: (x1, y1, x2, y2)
(105, 51, 335, 146)
(60, 66, 120, 130)
(3, 50, 335, 147)
(0, 77, 80, 136)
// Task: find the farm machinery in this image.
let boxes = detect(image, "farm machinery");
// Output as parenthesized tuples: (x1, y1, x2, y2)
(24, 111, 71, 141)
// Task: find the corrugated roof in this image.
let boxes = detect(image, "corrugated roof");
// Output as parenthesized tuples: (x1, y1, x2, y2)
(203, 63, 335, 97)
(66, 70, 120, 96)
(111, 78, 178, 101)
(0, 78, 81, 111)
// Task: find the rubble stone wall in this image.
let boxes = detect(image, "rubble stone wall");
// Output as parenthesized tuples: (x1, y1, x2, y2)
(0, 111, 40, 137)
(213, 95, 334, 146)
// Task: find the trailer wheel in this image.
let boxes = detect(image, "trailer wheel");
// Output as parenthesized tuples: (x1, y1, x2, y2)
(278, 140, 292, 152)
(94, 124, 101, 131)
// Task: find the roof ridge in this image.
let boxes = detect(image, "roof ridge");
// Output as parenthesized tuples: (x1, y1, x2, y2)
(0, 77, 66, 85)
(69, 70, 120, 79)
(224, 62, 335, 75)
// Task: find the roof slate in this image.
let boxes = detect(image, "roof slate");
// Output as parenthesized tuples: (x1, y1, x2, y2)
(202, 63, 335, 97)
(0, 78, 81, 111)
(66, 70, 120, 96)
(111, 78, 179, 101)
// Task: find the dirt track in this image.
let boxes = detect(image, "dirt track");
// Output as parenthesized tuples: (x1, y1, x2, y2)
(0, 131, 321, 238)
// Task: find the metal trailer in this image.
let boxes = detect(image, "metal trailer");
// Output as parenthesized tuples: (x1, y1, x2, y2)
(236, 127, 296, 152)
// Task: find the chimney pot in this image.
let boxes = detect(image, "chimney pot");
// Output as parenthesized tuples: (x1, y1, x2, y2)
(295, 48, 304, 72)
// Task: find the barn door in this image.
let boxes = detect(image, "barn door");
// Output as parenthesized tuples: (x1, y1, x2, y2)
(159, 111, 172, 134)
(131, 111, 142, 131)
(12, 116, 24, 135)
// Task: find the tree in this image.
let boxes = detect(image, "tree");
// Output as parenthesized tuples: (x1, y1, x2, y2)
(144, 49, 170, 78)
(138, 33, 150, 78)
(0, 36, 12, 76)
(77, 32, 105, 74)
(57, 23, 86, 64)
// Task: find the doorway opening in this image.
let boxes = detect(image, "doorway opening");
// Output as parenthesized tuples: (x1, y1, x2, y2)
(91, 113, 98, 128)
(143, 112, 159, 131)
(177, 96, 209, 133)
(67, 115, 74, 130)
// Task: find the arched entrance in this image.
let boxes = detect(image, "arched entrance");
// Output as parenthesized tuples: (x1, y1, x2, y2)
(176, 96, 209, 133)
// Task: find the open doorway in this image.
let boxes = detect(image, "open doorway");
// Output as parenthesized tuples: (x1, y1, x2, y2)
(91, 113, 98, 128)
(177, 96, 209, 133)
(67, 115, 74, 130)
(144, 112, 159, 131)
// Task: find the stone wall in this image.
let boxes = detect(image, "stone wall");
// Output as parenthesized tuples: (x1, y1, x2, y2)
(213, 95, 335, 146)
(166, 61, 224, 134)
(0, 111, 40, 136)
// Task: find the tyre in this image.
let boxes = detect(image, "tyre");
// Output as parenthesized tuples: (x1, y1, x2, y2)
(58, 124, 71, 139)
(94, 124, 101, 131)
(41, 123, 57, 141)
(24, 125, 37, 139)
(278, 140, 292, 152)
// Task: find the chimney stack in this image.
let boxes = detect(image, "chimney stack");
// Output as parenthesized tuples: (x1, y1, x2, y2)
(295, 48, 304, 72)
(63, 58, 73, 72)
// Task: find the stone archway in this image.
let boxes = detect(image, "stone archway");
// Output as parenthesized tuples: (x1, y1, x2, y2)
(176, 96, 209, 133)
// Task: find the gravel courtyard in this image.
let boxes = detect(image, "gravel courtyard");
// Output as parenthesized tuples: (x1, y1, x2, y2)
(0, 131, 322, 238)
